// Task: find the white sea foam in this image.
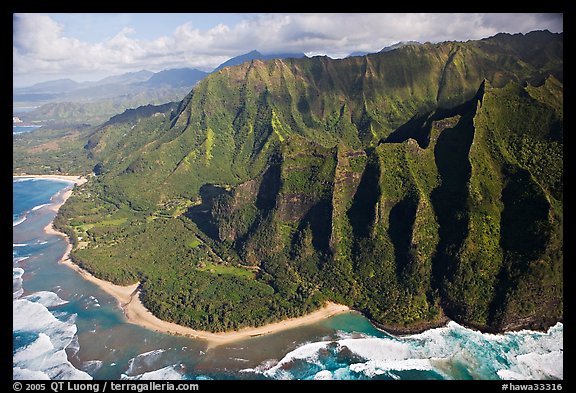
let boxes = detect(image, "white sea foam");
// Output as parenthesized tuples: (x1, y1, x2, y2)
(239, 359, 278, 374)
(23, 291, 69, 308)
(13, 216, 27, 227)
(14, 288, 24, 299)
(313, 370, 333, 380)
(82, 360, 104, 375)
(13, 333, 91, 380)
(334, 330, 368, 340)
(32, 203, 50, 211)
(121, 365, 184, 380)
(229, 357, 249, 363)
(13, 333, 54, 363)
(13, 268, 24, 299)
(13, 268, 25, 279)
(348, 358, 436, 377)
(67, 336, 81, 357)
(83, 295, 101, 309)
(263, 341, 331, 376)
(249, 321, 563, 380)
(13, 299, 91, 380)
(13, 243, 29, 247)
(496, 350, 563, 380)
(125, 349, 166, 376)
(14, 256, 30, 264)
(338, 337, 412, 362)
(13, 178, 38, 183)
(13, 367, 50, 380)
(517, 351, 563, 379)
(497, 370, 531, 380)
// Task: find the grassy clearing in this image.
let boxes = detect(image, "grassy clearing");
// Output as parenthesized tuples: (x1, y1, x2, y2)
(196, 261, 255, 279)
(188, 237, 202, 248)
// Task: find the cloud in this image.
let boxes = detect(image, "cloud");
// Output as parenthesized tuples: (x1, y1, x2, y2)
(13, 13, 563, 85)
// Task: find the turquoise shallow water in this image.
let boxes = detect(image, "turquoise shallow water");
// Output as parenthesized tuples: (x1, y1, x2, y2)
(13, 178, 563, 380)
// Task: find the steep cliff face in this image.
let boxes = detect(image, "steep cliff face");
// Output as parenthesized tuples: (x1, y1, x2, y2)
(203, 77, 562, 332)
(87, 31, 562, 211)
(58, 31, 562, 333)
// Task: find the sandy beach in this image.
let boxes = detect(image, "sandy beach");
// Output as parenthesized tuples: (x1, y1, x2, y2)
(14, 174, 88, 186)
(124, 296, 349, 347)
(29, 174, 351, 346)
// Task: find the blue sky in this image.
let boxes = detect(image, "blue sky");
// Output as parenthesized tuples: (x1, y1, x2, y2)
(13, 13, 563, 87)
(43, 13, 249, 43)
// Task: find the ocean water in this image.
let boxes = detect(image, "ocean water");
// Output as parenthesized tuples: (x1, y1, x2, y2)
(13, 125, 42, 134)
(13, 178, 563, 380)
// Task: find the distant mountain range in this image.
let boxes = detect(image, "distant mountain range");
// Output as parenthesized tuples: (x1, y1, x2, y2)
(13, 68, 206, 125)
(13, 51, 308, 125)
(15, 50, 308, 100)
(13, 68, 206, 102)
(143, 68, 208, 88)
(17, 78, 82, 94)
(90, 70, 155, 86)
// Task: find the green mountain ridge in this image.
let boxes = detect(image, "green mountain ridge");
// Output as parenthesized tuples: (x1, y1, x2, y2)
(17, 31, 562, 334)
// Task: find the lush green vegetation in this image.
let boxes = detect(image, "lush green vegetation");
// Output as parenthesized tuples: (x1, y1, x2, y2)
(13, 125, 96, 175)
(18, 31, 562, 333)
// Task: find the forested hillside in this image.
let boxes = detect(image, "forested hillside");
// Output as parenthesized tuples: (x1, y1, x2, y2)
(21, 30, 561, 333)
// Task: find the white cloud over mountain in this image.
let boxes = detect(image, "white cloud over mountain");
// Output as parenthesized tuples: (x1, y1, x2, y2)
(13, 13, 562, 86)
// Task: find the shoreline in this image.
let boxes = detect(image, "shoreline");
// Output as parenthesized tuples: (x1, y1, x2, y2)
(27, 174, 351, 346)
(13, 174, 88, 186)
(124, 296, 350, 347)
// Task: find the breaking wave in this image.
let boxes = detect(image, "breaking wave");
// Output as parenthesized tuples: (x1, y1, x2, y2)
(243, 321, 563, 380)
(13, 299, 91, 380)
(122, 364, 185, 380)
(23, 291, 69, 308)
(13, 216, 27, 227)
